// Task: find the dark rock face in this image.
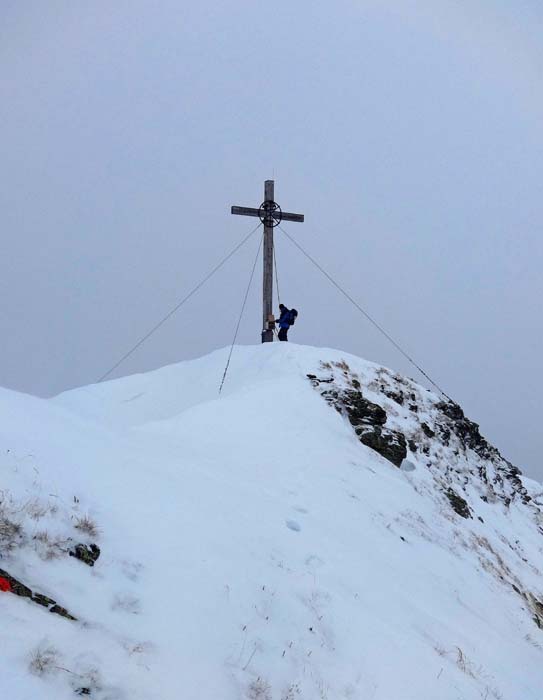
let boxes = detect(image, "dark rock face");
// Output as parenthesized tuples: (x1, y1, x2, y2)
(444, 488, 472, 519)
(436, 400, 530, 505)
(421, 423, 435, 438)
(503, 463, 530, 504)
(438, 425, 451, 446)
(0, 567, 76, 620)
(381, 387, 405, 406)
(315, 376, 407, 468)
(342, 391, 387, 428)
(309, 357, 542, 635)
(355, 425, 407, 468)
(436, 401, 495, 459)
(436, 401, 465, 422)
(310, 362, 530, 512)
(70, 543, 101, 567)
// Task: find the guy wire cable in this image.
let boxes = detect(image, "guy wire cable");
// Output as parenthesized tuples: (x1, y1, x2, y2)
(278, 224, 454, 402)
(97, 221, 262, 383)
(219, 232, 264, 395)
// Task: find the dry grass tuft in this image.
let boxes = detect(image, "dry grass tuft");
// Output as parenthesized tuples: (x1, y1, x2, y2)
(28, 644, 60, 676)
(74, 514, 99, 539)
(0, 513, 24, 552)
(247, 678, 272, 700)
(33, 530, 66, 561)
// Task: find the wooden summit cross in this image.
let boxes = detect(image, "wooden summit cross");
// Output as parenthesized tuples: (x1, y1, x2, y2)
(231, 180, 304, 342)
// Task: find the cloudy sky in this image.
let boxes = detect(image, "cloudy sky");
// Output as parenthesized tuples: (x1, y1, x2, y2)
(1, 1, 542, 481)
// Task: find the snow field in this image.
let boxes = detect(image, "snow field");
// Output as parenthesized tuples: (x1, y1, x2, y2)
(0, 343, 540, 698)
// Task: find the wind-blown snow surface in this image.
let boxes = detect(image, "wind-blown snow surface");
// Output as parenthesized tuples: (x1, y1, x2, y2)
(1, 344, 542, 699)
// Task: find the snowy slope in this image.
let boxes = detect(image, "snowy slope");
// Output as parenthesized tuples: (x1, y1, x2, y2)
(1, 343, 542, 700)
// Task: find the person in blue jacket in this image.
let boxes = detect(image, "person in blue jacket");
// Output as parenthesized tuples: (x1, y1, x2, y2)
(276, 304, 298, 341)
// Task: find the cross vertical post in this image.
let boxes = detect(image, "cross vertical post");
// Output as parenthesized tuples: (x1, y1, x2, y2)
(231, 181, 304, 343)
(262, 179, 275, 343)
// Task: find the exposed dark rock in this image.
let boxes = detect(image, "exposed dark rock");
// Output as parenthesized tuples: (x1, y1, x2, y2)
(355, 425, 407, 467)
(0, 567, 76, 621)
(33, 593, 57, 608)
(437, 425, 451, 446)
(504, 463, 531, 504)
(0, 569, 32, 598)
(317, 378, 407, 467)
(381, 386, 404, 406)
(436, 401, 465, 422)
(320, 389, 342, 414)
(310, 366, 529, 514)
(306, 374, 333, 384)
(342, 391, 387, 427)
(49, 604, 76, 621)
(436, 401, 495, 458)
(444, 488, 472, 519)
(436, 400, 529, 505)
(421, 423, 435, 438)
(70, 543, 101, 567)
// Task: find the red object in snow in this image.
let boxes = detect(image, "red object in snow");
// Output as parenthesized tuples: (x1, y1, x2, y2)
(0, 576, 12, 592)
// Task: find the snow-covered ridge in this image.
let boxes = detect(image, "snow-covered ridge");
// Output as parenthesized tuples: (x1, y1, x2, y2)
(1, 344, 542, 699)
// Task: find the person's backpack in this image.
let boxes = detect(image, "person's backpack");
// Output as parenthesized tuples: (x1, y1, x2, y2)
(288, 308, 298, 326)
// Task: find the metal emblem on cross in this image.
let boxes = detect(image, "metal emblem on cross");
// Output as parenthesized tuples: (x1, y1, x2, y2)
(231, 180, 304, 343)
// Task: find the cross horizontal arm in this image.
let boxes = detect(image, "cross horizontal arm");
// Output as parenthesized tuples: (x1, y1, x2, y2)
(231, 206, 304, 223)
(231, 206, 260, 217)
(280, 212, 304, 223)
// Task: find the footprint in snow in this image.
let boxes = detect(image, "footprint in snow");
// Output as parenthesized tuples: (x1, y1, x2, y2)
(293, 506, 308, 514)
(121, 560, 143, 581)
(111, 593, 141, 614)
(305, 554, 324, 569)
(286, 520, 301, 532)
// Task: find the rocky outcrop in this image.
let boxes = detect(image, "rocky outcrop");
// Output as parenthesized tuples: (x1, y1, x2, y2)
(69, 543, 101, 567)
(0, 568, 76, 620)
(309, 373, 407, 468)
(354, 424, 407, 468)
(435, 400, 531, 505)
(444, 488, 472, 519)
(436, 401, 499, 460)
(307, 358, 535, 524)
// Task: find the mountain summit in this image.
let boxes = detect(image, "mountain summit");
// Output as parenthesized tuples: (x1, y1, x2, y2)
(1, 344, 542, 699)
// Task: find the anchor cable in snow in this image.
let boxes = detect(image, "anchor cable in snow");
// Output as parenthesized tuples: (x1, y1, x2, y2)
(278, 224, 454, 402)
(97, 221, 262, 383)
(219, 232, 264, 395)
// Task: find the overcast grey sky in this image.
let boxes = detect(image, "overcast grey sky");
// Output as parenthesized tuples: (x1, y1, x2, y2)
(1, 1, 542, 481)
